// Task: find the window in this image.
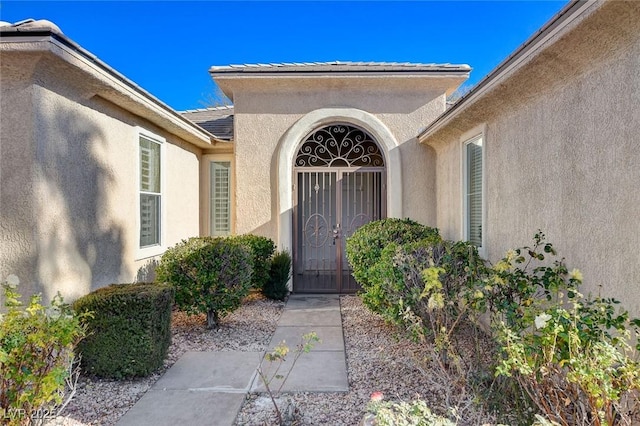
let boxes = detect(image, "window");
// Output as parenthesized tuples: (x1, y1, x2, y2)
(139, 134, 162, 248)
(210, 161, 231, 236)
(464, 135, 484, 248)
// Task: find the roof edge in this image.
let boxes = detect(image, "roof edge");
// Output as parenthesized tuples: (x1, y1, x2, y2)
(1, 23, 217, 147)
(208, 61, 472, 75)
(417, 0, 596, 143)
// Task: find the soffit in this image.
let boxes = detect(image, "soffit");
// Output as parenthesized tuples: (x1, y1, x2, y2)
(418, 0, 639, 147)
(210, 61, 471, 98)
(1, 20, 217, 149)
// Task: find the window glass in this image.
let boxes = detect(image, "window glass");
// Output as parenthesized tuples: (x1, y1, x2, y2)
(140, 136, 161, 247)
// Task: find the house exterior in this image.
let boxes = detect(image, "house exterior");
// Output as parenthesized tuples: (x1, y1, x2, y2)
(1, 0, 639, 316)
(418, 0, 640, 316)
(199, 62, 469, 292)
(0, 20, 227, 302)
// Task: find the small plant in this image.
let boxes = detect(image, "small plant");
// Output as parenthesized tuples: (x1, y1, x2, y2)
(0, 275, 86, 426)
(263, 250, 291, 301)
(156, 237, 253, 328)
(256, 332, 320, 425)
(366, 393, 458, 426)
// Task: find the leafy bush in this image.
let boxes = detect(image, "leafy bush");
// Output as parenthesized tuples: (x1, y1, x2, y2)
(491, 232, 640, 425)
(73, 283, 173, 379)
(156, 237, 253, 328)
(363, 239, 486, 338)
(367, 396, 457, 426)
(1, 275, 86, 425)
(232, 234, 275, 290)
(345, 218, 441, 299)
(263, 250, 291, 301)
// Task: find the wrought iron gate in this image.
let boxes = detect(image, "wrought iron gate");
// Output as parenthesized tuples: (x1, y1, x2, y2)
(292, 124, 386, 293)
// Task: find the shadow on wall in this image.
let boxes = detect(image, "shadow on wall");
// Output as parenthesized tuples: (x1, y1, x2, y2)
(33, 98, 126, 302)
(136, 258, 159, 283)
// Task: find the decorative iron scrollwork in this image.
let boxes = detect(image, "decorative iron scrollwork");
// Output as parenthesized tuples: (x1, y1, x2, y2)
(304, 214, 329, 248)
(295, 124, 384, 167)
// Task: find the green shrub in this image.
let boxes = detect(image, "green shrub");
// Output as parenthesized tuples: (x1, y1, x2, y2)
(491, 232, 640, 425)
(263, 250, 291, 301)
(231, 234, 275, 290)
(1, 275, 86, 424)
(156, 237, 253, 328)
(73, 283, 173, 379)
(345, 218, 441, 292)
(368, 239, 487, 343)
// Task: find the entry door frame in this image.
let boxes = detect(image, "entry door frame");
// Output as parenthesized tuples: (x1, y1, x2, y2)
(292, 166, 386, 293)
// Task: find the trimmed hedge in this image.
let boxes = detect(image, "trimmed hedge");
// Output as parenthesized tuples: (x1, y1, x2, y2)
(231, 234, 275, 290)
(73, 282, 173, 379)
(156, 237, 253, 328)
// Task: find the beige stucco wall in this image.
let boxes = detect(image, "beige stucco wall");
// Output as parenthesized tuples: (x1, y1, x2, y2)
(0, 52, 201, 304)
(229, 86, 451, 251)
(426, 1, 640, 316)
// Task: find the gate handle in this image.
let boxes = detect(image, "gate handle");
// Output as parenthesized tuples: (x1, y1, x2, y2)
(332, 224, 340, 244)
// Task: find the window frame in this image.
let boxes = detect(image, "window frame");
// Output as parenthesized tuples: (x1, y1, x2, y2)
(136, 128, 166, 260)
(461, 127, 486, 254)
(203, 154, 234, 237)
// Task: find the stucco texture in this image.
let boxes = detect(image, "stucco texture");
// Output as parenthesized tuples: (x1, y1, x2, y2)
(424, 1, 640, 315)
(1, 50, 201, 303)
(226, 84, 455, 250)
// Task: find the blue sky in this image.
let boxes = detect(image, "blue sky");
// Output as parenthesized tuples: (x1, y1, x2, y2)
(1, 1, 567, 111)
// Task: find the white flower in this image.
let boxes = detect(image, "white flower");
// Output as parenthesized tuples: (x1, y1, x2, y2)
(535, 313, 552, 330)
(46, 306, 61, 320)
(5, 274, 19, 288)
(569, 268, 583, 282)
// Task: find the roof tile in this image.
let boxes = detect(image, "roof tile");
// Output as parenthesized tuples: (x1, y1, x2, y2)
(209, 61, 471, 74)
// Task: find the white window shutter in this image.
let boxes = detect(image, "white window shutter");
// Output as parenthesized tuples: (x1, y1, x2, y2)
(210, 161, 231, 235)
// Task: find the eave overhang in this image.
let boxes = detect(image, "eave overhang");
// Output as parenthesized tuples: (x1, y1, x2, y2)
(417, 0, 599, 147)
(1, 24, 223, 149)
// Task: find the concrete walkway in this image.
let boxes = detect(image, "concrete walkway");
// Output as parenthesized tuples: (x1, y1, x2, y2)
(117, 294, 348, 426)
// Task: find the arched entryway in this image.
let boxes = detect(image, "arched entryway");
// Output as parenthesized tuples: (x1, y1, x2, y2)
(292, 123, 386, 293)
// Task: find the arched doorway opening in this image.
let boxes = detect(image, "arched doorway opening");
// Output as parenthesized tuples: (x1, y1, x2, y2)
(292, 123, 386, 293)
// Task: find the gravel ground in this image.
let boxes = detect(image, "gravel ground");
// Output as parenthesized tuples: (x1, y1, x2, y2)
(50, 296, 500, 426)
(235, 295, 499, 425)
(48, 293, 284, 426)
(49, 294, 502, 426)
(46, 293, 640, 425)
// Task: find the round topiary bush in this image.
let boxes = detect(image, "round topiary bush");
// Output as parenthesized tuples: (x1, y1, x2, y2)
(156, 237, 253, 328)
(345, 218, 441, 291)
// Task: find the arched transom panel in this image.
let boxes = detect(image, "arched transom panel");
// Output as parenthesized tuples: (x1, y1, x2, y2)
(295, 124, 385, 168)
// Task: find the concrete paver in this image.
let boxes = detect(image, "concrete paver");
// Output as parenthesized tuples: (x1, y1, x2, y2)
(117, 294, 349, 426)
(116, 389, 244, 426)
(251, 351, 349, 392)
(268, 325, 344, 352)
(277, 308, 342, 326)
(153, 351, 261, 391)
(284, 294, 340, 310)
